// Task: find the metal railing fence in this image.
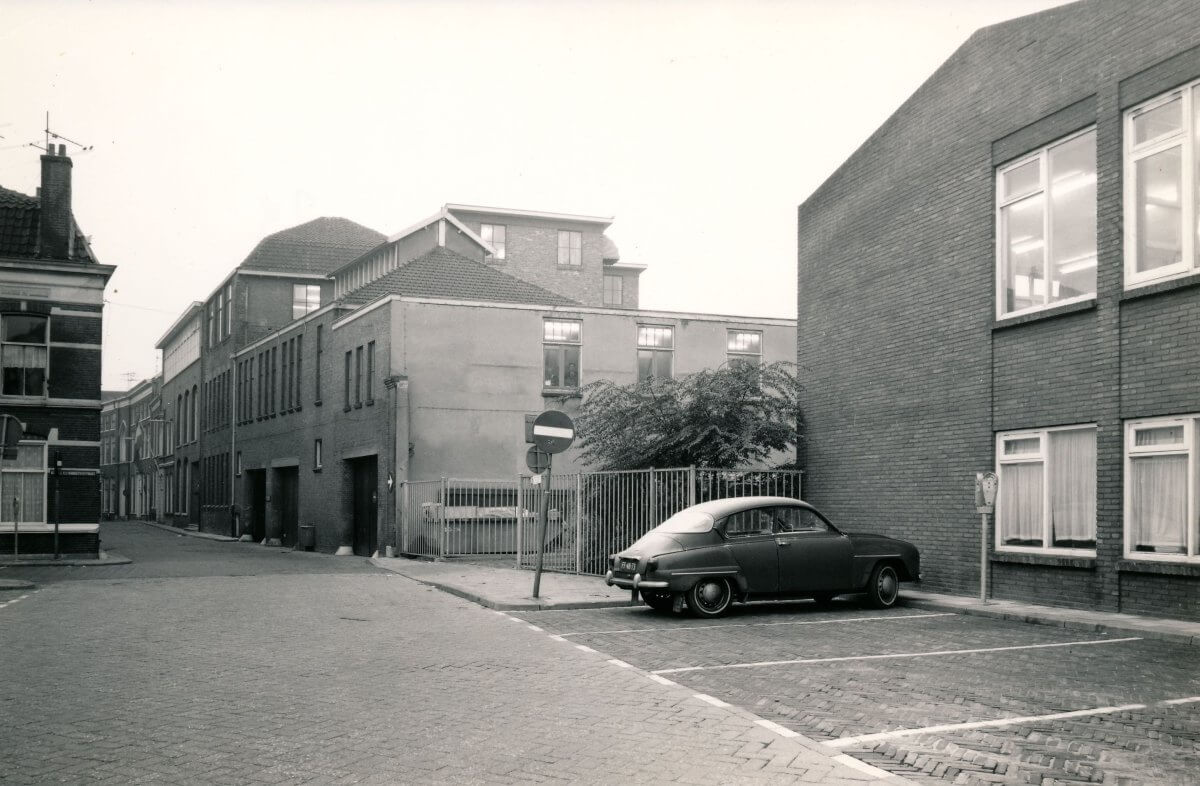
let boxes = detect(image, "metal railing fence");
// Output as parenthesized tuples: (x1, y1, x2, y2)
(395, 467, 801, 574)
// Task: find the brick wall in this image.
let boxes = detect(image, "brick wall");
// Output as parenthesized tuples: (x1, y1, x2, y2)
(797, 0, 1200, 614)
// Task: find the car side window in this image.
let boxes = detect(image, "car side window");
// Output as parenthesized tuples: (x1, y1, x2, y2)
(723, 508, 774, 537)
(774, 507, 830, 534)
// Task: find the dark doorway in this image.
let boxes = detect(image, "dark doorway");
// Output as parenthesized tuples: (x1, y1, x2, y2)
(189, 461, 201, 526)
(247, 470, 267, 542)
(277, 467, 299, 548)
(350, 456, 378, 557)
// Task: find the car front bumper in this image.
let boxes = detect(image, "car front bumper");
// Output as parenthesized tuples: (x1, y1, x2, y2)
(605, 569, 669, 590)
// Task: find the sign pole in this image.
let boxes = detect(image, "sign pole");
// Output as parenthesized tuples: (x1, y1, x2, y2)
(532, 459, 552, 598)
(980, 512, 988, 603)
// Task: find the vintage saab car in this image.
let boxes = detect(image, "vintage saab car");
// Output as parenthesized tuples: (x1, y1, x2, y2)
(605, 496, 920, 617)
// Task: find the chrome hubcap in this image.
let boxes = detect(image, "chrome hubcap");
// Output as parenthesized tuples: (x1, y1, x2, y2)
(878, 570, 897, 603)
(697, 580, 727, 609)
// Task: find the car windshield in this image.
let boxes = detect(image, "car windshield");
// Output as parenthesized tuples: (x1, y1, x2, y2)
(654, 509, 715, 534)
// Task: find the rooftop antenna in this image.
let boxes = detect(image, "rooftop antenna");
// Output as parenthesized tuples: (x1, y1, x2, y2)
(27, 112, 93, 154)
(121, 371, 138, 388)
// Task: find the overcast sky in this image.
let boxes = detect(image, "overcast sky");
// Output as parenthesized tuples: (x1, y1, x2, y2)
(0, 0, 1073, 390)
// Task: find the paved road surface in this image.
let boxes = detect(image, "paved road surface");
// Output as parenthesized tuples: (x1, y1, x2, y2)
(0, 522, 882, 785)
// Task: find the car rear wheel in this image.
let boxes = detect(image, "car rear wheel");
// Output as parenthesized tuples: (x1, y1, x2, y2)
(640, 589, 676, 613)
(685, 577, 732, 618)
(866, 563, 899, 609)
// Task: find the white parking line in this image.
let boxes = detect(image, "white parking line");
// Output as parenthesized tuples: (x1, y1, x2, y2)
(693, 693, 731, 708)
(607, 659, 633, 668)
(0, 593, 31, 611)
(526, 625, 543, 632)
(1160, 696, 1200, 705)
(651, 636, 1143, 674)
(575, 644, 598, 654)
(755, 718, 799, 738)
(556, 612, 955, 637)
(647, 674, 677, 687)
(825, 703, 1149, 748)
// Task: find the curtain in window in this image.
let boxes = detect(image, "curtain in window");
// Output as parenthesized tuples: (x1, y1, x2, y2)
(999, 462, 1042, 543)
(1130, 454, 1187, 552)
(0, 471, 44, 523)
(1049, 429, 1095, 545)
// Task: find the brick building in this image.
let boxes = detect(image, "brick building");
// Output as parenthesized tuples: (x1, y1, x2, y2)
(224, 204, 793, 553)
(0, 147, 115, 555)
(100, 377, 167, 520)
(796, 0, 1200, 619)
(156, 303, 202, 527)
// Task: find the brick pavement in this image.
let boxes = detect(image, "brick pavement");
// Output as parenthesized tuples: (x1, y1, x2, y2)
(517, 604, 1200, 784)
(0, 523, 896, 785)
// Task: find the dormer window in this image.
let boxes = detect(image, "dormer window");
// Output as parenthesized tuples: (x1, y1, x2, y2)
(558, 230, 582, 266)
(481, 224, 506, 260)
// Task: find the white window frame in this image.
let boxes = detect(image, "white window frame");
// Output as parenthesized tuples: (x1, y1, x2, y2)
(1124, 82, 1199, 289)
(994, 424, 1097, 557)
(995, 127, 1097, 319)
(0, 441, 47, 526)
(481, 223, 506, 260)
(636, 324, 675, 383)
(603, 274, 623, 306)
(558, 230, 582, 266)
(542, 319, 582, 390)
(727, 329, 763, 366)
(314, 438, 323, 471)
(1124, 415, 1199, 563)
(1, 313, 50, 399)
(292, 284, 321, 320)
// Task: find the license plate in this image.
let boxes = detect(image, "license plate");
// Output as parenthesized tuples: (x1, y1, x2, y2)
(621, 559, 637, 572)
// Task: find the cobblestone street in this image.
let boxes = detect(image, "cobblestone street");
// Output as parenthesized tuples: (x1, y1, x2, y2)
(515, 604, 1200, 784)
(0, 523, 884, 784)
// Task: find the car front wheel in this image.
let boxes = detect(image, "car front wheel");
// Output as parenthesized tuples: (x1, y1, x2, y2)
(685, 577, 732, 618)
(866, 563, 899, 609)
(640, 589, 676, 613)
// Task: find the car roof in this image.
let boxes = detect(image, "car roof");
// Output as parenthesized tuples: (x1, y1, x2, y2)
(683, 496, 811, 520)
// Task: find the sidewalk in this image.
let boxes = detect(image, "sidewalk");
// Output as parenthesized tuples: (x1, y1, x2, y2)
(0, 551, 131, 568)
(370, 557, 1200, 645)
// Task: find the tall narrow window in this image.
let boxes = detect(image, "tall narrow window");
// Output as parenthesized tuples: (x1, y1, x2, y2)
(481, 223, 506, 260)
(314, 438, 323, 470)
(344, 350, 352, 410)
(557, 230, 582, 266)
(292, 284, 321, 319)
(727, 330, 762, 368)
(208, 302, 215, 347)
(215, 290, 224, 343)
(1, 314, 48, 396)
(1125, 81, 1200, 287)
(281, 341, 290, 411)
(997, 128, 1096, 317)
(543, 319, 581, 389)
(996, 426, 1096, 553)
(637, 325, 674, 382)
(355, 345, 363, 406)
(1125, 417, 1199, 561)
(225, 284, 233, 336)
(315, 325, 323, 403)
(295, 335, 303, 409)
(366, 341, 375, 403)
(603, 274, 623, 306)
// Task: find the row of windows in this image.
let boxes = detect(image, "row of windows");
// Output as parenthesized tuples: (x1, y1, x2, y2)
(343, 341, 375, 410)
(542, 320, 764, 389)
(996, 415, 1200, 563)
(997, 77, 1200, 318)
(237, 334, 304, 424)
(176, 387, 198, 446)
(478, 224, 583, 267)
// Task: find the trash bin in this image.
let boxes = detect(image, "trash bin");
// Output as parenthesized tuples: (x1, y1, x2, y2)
(299, 524, 316, 551)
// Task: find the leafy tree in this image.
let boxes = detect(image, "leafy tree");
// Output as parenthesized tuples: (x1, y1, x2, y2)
(576, 361, 801, 470)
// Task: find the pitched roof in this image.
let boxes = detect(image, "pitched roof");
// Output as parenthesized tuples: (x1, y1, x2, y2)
(0, 184, 97, 263)
(341, 246, 578, 308)
(238, 217, 385, 275)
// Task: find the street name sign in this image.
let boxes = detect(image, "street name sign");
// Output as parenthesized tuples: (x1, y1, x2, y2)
(531, 410, 575, 454)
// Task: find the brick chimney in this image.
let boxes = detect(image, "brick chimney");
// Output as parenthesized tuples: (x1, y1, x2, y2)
(39, 144, 74, 260)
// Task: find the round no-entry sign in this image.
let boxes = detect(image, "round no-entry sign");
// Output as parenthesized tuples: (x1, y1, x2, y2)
(532, 410, 575, 454)
(526, 446, 551, 474)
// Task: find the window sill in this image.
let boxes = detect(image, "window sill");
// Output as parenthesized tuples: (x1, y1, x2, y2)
(1121, 270, 1200, 302)
(354, 402, 363, 409)
(366, 399, 375, 407)
(314, 399, 322, 407)
(992, 298, 1096, 331)
(556, 265, 583, 271)
(542, 386, 581, 399)
(1117, 559, 1200, 577)
(991, 551, 1096, 569)
(343, 406, 351, 413)
(313, 466, 322, 473)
